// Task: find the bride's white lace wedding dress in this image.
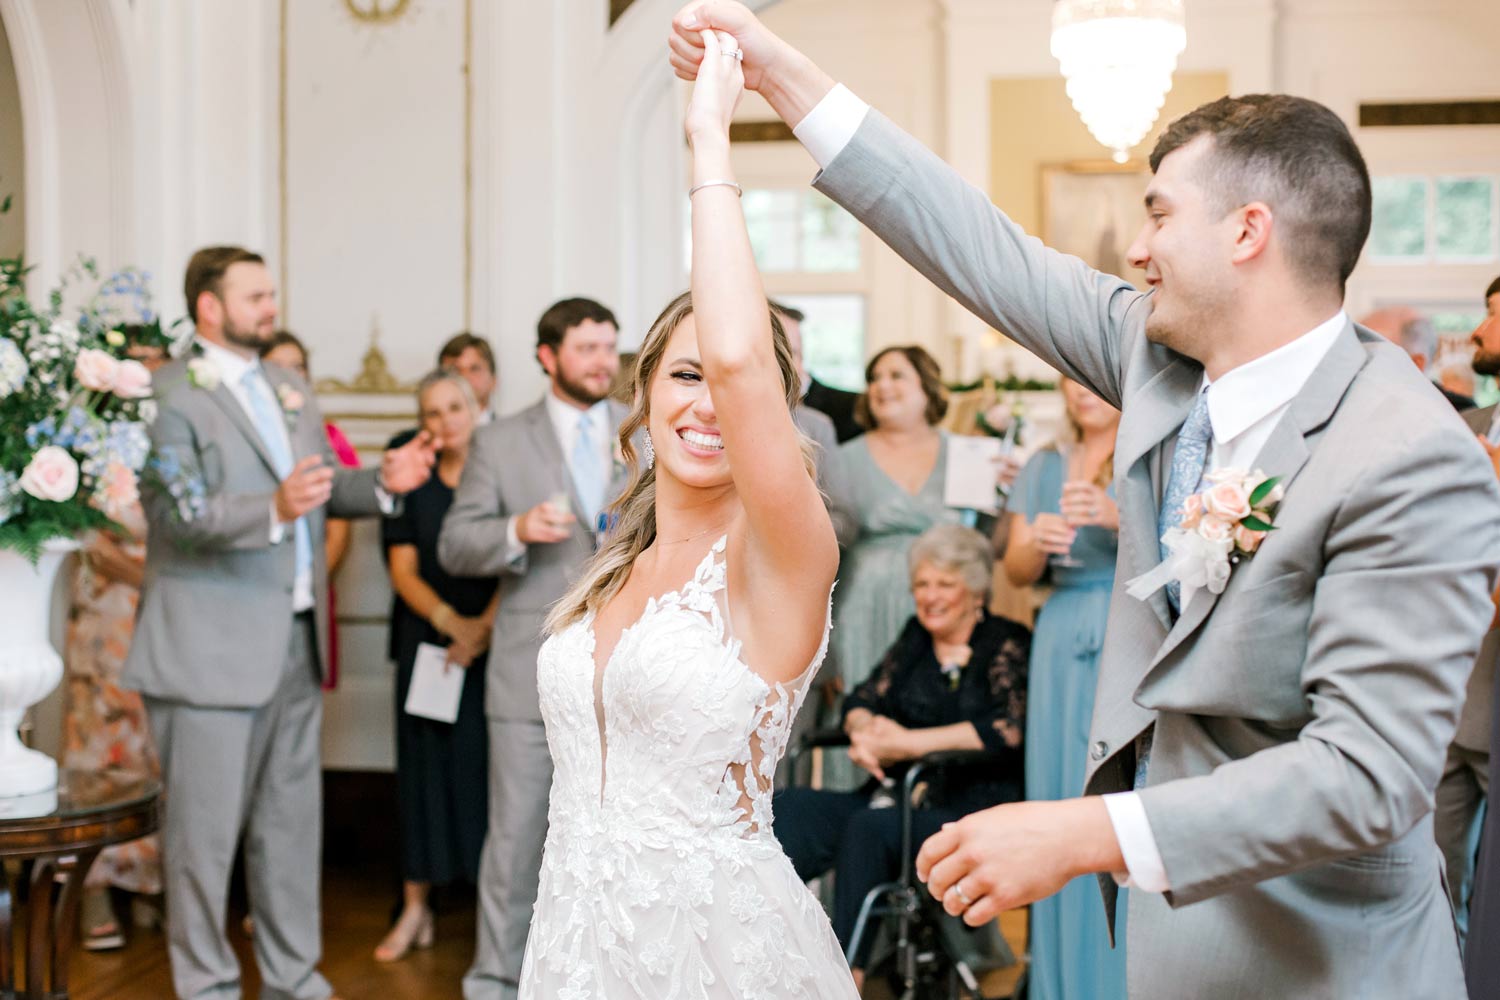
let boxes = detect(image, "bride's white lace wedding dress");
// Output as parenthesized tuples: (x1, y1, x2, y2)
(519, 536, 859, 999)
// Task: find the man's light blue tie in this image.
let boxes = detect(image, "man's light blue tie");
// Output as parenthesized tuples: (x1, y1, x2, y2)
(1138, 387, 1214, 790)
(242, 367, 312, 583)
(1158, 388, 1215, 614)
(572, 411, 605, 530)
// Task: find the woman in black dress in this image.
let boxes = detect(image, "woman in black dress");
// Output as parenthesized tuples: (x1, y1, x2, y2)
(376, 370, 497, 962)
(774, 525, 1030, 990)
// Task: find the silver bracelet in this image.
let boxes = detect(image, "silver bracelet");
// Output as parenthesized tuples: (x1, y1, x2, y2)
(688, 179, 743, 198)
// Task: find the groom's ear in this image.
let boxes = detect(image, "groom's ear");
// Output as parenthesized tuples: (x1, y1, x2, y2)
(1229, 202, 1275, 268)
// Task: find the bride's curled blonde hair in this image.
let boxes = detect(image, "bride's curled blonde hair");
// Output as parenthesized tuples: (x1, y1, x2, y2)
(546, 291, 815, 633)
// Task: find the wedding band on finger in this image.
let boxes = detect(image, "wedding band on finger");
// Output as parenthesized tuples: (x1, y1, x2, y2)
(951, 882, 974, 908)
(724, 48, 743, 60)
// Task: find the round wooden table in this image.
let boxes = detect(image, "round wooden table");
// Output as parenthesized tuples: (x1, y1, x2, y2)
(0, 770, 159, 999)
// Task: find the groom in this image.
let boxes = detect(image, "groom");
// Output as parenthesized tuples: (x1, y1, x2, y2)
(671, 4, 1500, 997)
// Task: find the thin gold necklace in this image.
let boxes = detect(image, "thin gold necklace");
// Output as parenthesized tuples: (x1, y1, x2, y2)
(656, 521, 733, 546)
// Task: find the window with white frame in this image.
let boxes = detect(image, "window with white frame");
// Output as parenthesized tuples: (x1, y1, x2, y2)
(684, 187, 867, 390)
(1369, 175, 1499, 263)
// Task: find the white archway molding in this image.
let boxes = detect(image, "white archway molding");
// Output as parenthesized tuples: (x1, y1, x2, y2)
(0, 0, 137, 297)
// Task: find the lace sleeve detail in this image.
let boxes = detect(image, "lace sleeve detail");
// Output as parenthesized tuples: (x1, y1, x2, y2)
(974, 627, 1029, 753)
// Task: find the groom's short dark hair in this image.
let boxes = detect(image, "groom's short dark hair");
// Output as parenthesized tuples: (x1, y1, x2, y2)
(1151, 94, 1371, 294)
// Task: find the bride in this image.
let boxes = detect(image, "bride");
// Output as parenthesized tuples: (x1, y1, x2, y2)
(517, 26, 857, 1000)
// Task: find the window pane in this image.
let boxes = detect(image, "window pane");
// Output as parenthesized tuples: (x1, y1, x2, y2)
(799, 192, 861, 272)
(743, 190, 800, 272)
(776, 293, 866, 392)
(1369, 177, 1428, 259)
(1435, 177, 1496, 259)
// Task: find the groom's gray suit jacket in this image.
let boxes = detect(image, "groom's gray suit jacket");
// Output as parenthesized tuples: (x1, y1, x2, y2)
(816, 111, 1500, 998)
(124, 353, 383, 708)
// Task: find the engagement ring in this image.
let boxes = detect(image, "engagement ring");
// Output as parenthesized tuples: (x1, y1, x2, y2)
(724, 48, 743, 60)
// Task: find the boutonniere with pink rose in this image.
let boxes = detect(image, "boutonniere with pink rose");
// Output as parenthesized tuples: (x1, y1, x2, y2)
(1127, 469, 1284, 602)
(275, 383, 305, 430)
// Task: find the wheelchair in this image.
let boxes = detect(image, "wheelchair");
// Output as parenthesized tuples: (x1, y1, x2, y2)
(785, 728, 1022, 1000)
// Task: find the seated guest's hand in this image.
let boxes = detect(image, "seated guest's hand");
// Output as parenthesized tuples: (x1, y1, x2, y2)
(516, 500, 577, 545)
(380, 430, 439, 494)
(849, 715, 913, 780)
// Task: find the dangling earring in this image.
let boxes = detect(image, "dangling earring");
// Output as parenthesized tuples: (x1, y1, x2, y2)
(643, 433, 655, 470)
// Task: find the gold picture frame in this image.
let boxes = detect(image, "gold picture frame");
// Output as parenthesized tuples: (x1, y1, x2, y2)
(1041, 160, 1151, 285)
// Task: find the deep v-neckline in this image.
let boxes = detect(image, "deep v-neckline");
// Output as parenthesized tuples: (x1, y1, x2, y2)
(865, 431, 944, 499)
(583, 535, 728, 804)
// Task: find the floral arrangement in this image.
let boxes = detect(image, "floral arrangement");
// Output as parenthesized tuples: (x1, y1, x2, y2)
(0, 254, 165, 560)
(1127, 468, 1284, 601)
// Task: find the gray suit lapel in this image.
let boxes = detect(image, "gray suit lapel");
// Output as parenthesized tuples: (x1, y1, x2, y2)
(204, 382, 282, 479)
(1146, 322, 1370, 668)
(525, 399, 588, 520)
(1116, 356, 1202, 631)
(1465, 404, 1496, 437)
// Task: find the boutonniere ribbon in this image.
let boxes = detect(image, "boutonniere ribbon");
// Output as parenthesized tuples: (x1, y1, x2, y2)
(1127, 469, 1284, 601)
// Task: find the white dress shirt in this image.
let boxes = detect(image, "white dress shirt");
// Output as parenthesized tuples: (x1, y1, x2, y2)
(196, 337, 315, 612)
(502, 391, 615, 560)
(794, 84, 1353, 895)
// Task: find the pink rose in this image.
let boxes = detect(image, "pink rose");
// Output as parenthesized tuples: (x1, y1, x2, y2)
(93, 462, 139, 517)
(1179, 493, 1204, 529)
(74, 348, 119, 392)
(1196, 515, 1233, 543)
(111, 359, 153, 398)
(1203, 482, 1252, 522)
(278, 387, 304, 412)
(1233, 523, 1267, 554)
(20, 446, 80, 502)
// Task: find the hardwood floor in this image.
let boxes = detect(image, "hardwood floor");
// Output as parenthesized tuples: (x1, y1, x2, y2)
(69, 871, 1026, 999)
(69, 871, 475, 1000)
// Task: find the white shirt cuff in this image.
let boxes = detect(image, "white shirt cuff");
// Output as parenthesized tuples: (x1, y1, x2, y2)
(504, 516, 527, 565)
(270, 502, 285, 544)
(792, 83, 870, 170)
(1102, 792, 1171, 893)
(374, 484, 396, 515)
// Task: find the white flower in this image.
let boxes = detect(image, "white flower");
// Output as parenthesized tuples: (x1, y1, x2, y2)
(138, 399, 158, 423)
(188, 357, 221, 390)
(0, 337, 26, 397)
(20, 446, 80, 503)
(728, 881, 764, 923)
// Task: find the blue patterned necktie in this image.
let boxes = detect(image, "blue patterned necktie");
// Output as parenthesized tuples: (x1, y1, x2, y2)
(1158, 388, 1214, 613)
(1137, 387, 1214, 790)
(241, 367, 312, 582)
(572, 410, 605, 529)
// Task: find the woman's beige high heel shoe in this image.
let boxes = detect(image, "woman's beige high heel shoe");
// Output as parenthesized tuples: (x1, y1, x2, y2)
(373, 908, 434, 963)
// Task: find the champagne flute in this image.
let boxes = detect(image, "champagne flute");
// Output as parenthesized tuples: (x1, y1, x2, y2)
(1051, 439, 1085, 569)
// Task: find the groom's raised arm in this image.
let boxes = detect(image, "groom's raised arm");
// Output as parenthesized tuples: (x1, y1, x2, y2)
(671, 1, 1148, 409)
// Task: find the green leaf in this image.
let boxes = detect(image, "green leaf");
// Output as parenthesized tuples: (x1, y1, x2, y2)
(1241, 515, 1274, 532)
(1248, 476, 1282, 507)
(1, 194, 11, 214)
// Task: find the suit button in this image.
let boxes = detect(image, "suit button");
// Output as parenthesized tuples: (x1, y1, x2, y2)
(1090, 741, 1108, 761)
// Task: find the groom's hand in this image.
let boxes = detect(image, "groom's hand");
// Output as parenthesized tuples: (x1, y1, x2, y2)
(669, 2, 779, 92)
(915, 798, 1126, 926)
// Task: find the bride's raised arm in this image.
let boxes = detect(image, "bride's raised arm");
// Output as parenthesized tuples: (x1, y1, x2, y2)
(685, 28, 838, 653)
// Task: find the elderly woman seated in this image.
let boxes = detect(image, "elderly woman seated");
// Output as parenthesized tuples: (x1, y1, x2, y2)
(774, 524, 1030, 981)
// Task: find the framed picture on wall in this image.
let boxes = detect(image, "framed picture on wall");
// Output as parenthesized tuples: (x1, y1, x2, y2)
(1041, 161, 1151, 285)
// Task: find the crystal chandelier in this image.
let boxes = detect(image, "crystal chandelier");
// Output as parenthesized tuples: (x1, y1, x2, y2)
(1051, 0, 1187, 163)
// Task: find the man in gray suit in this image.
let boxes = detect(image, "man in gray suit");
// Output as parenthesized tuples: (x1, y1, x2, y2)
(671, 6, 1500, 996)
(124, 247, 435, 1000)
(1448, 295, 1500, 945)
(439, 297, 626, 1000)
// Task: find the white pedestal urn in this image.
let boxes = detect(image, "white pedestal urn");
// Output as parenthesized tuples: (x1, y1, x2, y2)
(0, 538, 76, 817)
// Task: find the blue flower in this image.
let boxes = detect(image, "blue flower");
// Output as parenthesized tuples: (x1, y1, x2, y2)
(25, 416, 57, 449)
